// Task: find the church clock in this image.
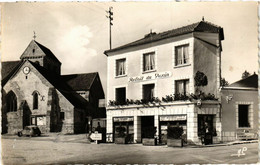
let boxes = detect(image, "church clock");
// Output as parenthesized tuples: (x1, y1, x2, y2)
(23, 66, 30, 74)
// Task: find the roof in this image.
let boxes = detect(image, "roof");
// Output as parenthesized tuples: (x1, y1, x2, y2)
(20, 40, 61, 64)
(227, 74, 258, 89)
(2, 60, 24, 85)
(61, 73, 97, 91)
(104, 21, 224, 55)
(1, 60, 21, 80)
(29, 61, 88, 109)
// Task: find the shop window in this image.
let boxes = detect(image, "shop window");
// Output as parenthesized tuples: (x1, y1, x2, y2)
(238, 105, 250, 127)
(175, 44, 189, 66)
(116, 58, 126, 76)
(32, 91, 39, 110)
(60, 112, 65, 120)
(6, 91, 17, 112)
(143, 52, 155, 72)
(143, 84, 155, 101)
(115, 87, 126, 104)
(175, 79, 189, 94)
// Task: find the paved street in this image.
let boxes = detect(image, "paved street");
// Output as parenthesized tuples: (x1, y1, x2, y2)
(1, 137, 258, 164)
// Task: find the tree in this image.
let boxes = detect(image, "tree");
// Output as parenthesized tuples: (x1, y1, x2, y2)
(220, 77, 229, 87)
(194, 71, 208, 94)
(242, 70, 250, 79)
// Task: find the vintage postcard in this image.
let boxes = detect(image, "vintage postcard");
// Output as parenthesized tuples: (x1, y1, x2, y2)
(1, 2, 258, 164)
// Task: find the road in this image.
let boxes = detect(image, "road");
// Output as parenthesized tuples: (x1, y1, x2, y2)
(1, 138, 258, 164)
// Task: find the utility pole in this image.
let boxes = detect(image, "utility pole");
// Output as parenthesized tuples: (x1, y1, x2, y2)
(106, 7, 113, 50)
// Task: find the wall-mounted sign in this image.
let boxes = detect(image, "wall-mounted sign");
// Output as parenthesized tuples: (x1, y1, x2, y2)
(128, 71, 172, 83)
(113, 117, 134, 122)
(160, 115, 187, 121)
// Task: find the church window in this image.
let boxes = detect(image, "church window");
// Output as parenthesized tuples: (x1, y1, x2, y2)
(32, 91, 39, 110)
(6, 91, 17, 112)
(60, 112, 65, 120)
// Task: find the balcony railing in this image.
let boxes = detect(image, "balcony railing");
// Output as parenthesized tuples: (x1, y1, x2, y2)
(108, 92, 218, 107)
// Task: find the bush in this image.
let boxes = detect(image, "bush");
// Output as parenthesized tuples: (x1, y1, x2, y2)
(167, 126, 183, 139)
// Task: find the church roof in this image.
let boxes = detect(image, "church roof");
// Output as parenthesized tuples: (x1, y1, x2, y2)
(20, 40, 61, 64)
(104, 21, 224, 55)
(29, 61, 88, 109)
(61, 73, 98, 91)
(1, 60, 21, 80)
(227, 73, 258, 89)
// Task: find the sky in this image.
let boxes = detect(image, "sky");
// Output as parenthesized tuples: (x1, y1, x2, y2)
(1, 2, 258, 96)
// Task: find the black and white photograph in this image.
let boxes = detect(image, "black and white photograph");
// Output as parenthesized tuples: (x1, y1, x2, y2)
(1, 2, 259, 164)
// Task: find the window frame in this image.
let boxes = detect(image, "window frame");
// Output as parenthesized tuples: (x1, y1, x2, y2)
(238, 104, 250, 128)
(174, 44, 189, 66)
(6, 91, 17, 112)
(115, 58, 127, 77)
(236, 102, 253, 129)
(175, 79, 190, 95)
(142, 83, 155, 101)
(115, 87, 126, 105)
(32, 91, 39, 110)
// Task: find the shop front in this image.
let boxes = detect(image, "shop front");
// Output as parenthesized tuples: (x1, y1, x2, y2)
(159, 115, 187, 144)
(197, 115, 216, 145)
(113, 117, 134, 143)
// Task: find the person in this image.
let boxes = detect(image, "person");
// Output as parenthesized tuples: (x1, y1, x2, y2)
(204, 122, 212, 145)
(95, 122, 101, 133)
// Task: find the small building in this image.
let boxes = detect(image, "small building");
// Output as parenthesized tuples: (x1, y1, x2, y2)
(220, 74, 258, 142)
(104, 20, 224, 145)
(1, 40, 105, 135)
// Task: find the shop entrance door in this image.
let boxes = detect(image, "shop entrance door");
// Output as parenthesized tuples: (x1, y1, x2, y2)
(198, 115, 214, 145)
(141, 116, 154, 141)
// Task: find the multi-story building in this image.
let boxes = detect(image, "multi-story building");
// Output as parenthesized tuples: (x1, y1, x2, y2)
(104, 20, 224, 144)
(2, 40, 105, 135)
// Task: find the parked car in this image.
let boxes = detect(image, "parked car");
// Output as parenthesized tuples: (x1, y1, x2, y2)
(17, 125, 41, 137)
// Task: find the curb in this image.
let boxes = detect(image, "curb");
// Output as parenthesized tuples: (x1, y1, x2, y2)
(2, 135, 258, 146)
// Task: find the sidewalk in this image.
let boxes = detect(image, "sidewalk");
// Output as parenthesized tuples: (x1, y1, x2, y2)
(2, 133, 258, 146)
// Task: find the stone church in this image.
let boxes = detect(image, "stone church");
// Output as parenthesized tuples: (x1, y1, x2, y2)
(2, 40, 105, 135)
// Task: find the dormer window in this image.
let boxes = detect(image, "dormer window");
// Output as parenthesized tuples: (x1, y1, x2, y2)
(175, 44, 189, 66)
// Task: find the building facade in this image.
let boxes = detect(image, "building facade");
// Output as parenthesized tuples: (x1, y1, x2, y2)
(221, 74, 258, 142)
(2, 40, 105, 135)
(104, 21, 224, 144)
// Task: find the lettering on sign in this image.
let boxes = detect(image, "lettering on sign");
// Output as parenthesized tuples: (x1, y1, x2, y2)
(160, 115, 187, 121)
(129, 71, 172, 83)
(90, 133, 102, 141)
(114, 117, 134, 122)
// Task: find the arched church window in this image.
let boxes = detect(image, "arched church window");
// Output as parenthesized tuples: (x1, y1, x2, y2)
(32, 91, 39, 110)
(6, 91, 17, 112)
